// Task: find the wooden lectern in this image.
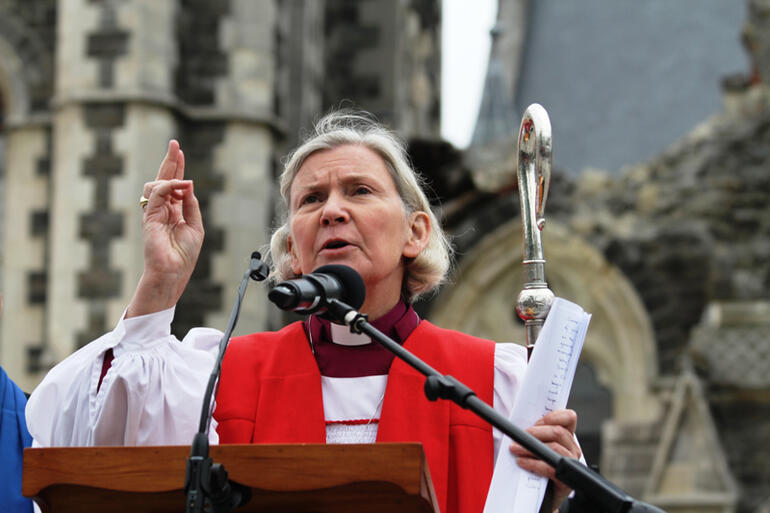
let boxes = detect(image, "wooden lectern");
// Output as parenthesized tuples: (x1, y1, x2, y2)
(23, 443, 439, 513)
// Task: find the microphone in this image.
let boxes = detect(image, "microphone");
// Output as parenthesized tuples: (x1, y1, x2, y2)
(268, 264, 366, 317)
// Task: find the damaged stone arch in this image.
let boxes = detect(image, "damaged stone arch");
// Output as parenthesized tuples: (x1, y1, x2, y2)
(429, 219, 662, 425)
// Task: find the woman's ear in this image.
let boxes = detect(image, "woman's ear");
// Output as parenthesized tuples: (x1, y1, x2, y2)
(287, 234, 302, 275)
(403, 211, 431, 259)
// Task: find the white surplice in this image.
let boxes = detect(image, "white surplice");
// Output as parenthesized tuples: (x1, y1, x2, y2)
(26, 306, 528, 457)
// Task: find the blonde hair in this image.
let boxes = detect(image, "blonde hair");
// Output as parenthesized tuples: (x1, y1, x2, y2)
(269, 110, 452, 302)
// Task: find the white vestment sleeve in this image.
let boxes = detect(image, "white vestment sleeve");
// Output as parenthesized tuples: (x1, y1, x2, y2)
(26, 307, 222, 447)
(492, 342, 528, 457)
(27, 319, 533, 452)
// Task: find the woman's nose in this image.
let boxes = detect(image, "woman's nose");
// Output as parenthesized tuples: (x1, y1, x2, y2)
(320, 193, 349, 226)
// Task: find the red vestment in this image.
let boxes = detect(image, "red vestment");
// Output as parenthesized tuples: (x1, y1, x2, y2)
(215, 320, 496, 513)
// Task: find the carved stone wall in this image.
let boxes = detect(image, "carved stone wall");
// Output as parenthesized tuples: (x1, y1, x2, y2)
(0, 0, 281, 388)
(324, 0, 441, 137)
(432, 2, 770, 510)
(0, 0, 56, 389)
(0, 0, 444, 392)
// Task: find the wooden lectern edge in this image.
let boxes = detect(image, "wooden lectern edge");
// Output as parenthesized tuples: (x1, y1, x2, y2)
(23, 442, 438, 511)
(419, 449, 440, 510)
(33, 481, 435, 513)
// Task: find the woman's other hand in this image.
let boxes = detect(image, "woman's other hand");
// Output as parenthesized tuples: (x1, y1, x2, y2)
(509, 408, 581, 510)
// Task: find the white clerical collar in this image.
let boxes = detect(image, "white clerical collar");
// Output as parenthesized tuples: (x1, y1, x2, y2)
(330, 322, 372, 346)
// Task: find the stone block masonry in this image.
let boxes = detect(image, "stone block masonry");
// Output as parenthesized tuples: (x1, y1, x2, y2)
(76, 103, 125, 347)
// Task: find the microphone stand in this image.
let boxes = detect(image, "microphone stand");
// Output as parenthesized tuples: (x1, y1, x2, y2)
(184, 252, 270, 513)
(323, 299, 666, 513)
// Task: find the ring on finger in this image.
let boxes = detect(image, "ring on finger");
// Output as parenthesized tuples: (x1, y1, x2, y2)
(139, 195, 149, 208)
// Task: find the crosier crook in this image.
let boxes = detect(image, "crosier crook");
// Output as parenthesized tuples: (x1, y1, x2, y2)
(515, 103, 555, 359)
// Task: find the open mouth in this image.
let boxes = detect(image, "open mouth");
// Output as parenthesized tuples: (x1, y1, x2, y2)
(323, 240, 350, 250)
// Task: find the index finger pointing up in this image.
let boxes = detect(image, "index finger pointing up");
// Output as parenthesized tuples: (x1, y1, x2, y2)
(157, 139, 184, 180)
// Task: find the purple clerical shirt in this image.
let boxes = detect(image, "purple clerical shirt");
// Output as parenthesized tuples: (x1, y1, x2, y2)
(304, 300, 420, 378)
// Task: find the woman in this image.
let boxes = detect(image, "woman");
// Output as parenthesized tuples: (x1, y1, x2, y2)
(27, 111, 581, 512)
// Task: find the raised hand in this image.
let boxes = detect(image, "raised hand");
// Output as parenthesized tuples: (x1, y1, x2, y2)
(126, 140, 204, 318)
(509, 408, 582, 511)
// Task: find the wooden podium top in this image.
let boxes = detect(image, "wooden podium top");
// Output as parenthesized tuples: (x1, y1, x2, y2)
(24, 443, 439, 513)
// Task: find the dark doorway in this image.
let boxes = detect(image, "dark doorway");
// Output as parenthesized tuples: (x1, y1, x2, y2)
(568, 361, 613, 468)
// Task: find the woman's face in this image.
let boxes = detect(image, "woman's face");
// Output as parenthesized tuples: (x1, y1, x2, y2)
(287, 144, 429, 317)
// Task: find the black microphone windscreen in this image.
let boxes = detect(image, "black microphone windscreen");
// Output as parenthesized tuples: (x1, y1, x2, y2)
(312, 264, 366, 310)
(267, 285, 297, 309)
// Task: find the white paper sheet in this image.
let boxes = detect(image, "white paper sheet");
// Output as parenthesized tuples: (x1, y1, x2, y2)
(483, 298, 591, 513)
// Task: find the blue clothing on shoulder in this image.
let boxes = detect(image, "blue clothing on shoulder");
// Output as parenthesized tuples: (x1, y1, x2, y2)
(0, 366, 33, 513)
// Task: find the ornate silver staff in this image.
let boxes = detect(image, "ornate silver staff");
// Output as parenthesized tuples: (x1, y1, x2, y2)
(515, 103, 555, 357)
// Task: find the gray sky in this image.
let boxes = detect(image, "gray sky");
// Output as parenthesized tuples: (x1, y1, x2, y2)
(442, 0, 497, 149)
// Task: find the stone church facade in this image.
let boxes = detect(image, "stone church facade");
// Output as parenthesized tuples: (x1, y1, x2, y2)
(0, 0, 441, 388)
(0, 1, 768, 512)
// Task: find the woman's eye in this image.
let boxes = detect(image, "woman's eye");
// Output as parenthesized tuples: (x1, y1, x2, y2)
(300, 194, 318, 205)
(353, 186, 371, 195)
